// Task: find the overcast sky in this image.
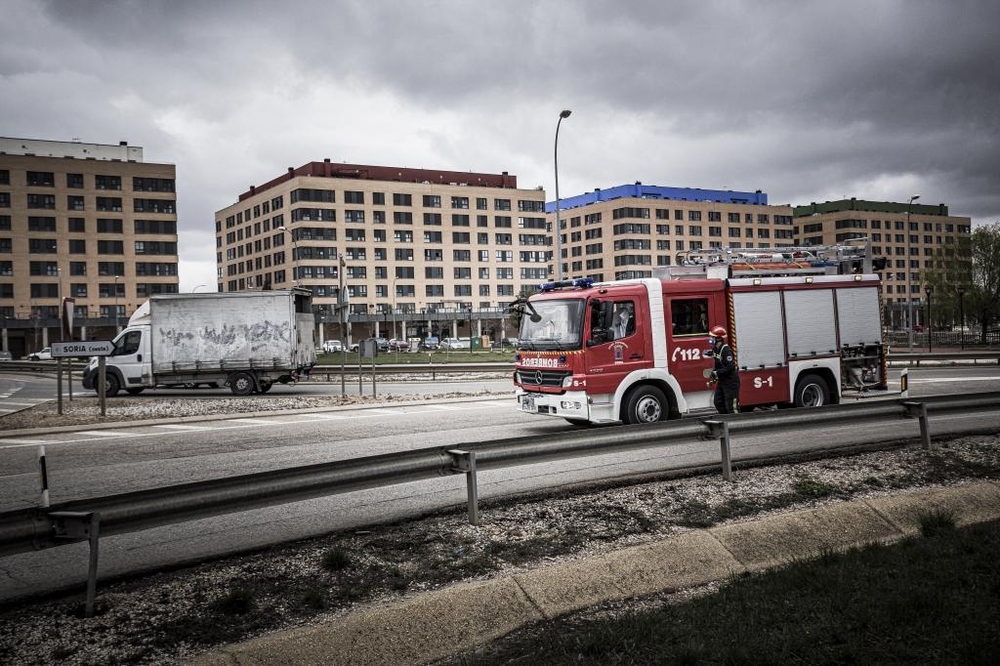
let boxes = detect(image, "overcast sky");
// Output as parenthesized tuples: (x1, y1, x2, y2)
(3, 0, 998, 291)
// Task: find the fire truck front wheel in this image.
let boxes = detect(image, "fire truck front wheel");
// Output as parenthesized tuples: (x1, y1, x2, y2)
(623, 386, 667, 425)
(794, 374, 830, 408)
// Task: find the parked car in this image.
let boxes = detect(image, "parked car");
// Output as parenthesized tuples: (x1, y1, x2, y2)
(440, 337, 471, 350)
(374, 338, 390, 352)
(0, 350, 13, 361)
(29, 347, 52, 361)
(388, 338, 411, 352)
(322, 339, 343, 353)
(420, 336, 440, 351)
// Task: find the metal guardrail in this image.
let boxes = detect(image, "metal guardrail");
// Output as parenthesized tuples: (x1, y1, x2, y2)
(4, 350, 999, 379)
(2, 391, 997, 562)
(887, 351, 1000, 366)
(2, 391, 997, 615)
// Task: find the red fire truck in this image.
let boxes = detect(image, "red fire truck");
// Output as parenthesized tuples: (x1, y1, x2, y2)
(513, 242, 887, 425)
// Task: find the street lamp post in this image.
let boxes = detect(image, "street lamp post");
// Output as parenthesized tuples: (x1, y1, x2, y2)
(553, 109, 571, 281)
(113, 274, 120, 333)
(905, 194, 920, 351)
(339, 256, 346, 397)
(924, 285, 933, 352)
(957, 285, 966, 350)
(391, 276, 400, 343)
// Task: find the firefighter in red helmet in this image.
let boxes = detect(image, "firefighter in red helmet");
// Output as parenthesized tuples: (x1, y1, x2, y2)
(707, 325, 740, 414)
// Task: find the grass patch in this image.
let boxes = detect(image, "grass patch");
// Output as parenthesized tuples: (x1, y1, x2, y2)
(321, 546, 353, 571)
(919, 508, 957, 537)
(793, 476, 838, 498)
(209, 585, 256, 615)
(444, 519, 1000, 664)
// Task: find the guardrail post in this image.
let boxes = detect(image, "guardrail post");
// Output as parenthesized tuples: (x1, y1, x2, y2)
(50, 511, 101, 617)
(38, 446, 50, 508)
(448, 449, 480, 525)
(902, 401, 934, 451)
(704, 420, 733, 482)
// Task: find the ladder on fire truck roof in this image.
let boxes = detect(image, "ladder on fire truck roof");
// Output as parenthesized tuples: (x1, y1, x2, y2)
(666, 238, 873, 279)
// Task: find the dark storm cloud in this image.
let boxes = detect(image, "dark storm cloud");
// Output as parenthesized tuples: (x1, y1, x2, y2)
(4, 0, 999, 290)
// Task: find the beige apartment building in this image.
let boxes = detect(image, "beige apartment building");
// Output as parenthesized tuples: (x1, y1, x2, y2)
(0, 137, 179, 359)
(793, 198, 972, 330)
(550, 183, 796, 281)
(214, 161, 547, 345)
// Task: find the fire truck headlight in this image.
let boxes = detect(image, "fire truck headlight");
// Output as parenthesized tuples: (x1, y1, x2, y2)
(561, 376, 574, 388)
(560, 400, 583, 410)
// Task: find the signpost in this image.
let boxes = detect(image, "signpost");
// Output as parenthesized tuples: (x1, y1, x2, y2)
(51, 340, 115, 416)
(51, 340, 115, 357)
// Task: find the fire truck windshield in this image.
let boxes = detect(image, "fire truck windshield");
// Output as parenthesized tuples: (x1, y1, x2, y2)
(518, 299, 585, 350)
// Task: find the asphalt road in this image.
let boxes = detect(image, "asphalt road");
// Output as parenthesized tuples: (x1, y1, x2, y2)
(0, 366, 998, 603)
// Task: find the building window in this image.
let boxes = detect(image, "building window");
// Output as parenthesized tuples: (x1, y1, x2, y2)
(28, 217, 57, 232)
(97, 218, 124, 233)
(423, 195, 441, 208)
(95, 175, 122, 190)
(27, 171, 55, 187)
(27, 194, 56, 209)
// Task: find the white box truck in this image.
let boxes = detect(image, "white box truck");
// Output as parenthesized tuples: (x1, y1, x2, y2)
(82, 290, 316, 396)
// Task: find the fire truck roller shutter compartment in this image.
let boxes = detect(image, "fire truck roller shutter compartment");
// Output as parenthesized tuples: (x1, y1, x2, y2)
(731, 291, 786, 368)
(836, 284, 882, 346)
(784, 289, 837, 358)
(731, 289, 792, 404)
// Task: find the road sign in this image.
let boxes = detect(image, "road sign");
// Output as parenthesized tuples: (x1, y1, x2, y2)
(51, 340, 115, 358)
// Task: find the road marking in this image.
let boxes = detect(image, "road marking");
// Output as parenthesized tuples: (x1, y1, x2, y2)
(224, 418, 285, 425)
(75, 430, 133, 438)
(0, 438, 55, 449)
(152, 424, 216, 431)
(912, 377, 999, 383)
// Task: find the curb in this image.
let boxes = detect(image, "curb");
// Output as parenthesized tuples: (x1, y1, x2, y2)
(188, 480, 1000, 666)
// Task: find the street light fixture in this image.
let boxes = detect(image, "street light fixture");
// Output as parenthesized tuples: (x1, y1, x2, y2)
(553, 109, 572, 281)
(277, 226, 300, 287)
(905, 194, 920, 350)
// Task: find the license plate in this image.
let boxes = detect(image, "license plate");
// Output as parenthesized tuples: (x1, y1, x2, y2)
(520, 395, 536, 412)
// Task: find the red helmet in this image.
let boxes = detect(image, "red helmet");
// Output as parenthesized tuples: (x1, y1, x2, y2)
(710, 325, 728, 339)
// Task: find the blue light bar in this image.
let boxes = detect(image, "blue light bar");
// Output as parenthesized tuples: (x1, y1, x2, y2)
(538, 277, 595, 292)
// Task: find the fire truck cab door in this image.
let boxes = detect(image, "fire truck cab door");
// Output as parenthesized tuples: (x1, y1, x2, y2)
(585, 289, 649, 394)
(666, 294, 719, 396)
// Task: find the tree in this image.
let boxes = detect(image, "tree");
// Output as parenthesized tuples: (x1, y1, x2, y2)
(969, 222, 1000, 341)
(923, 236, 972, 328)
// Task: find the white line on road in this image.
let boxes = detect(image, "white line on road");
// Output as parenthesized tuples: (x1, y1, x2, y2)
(75, 430, 133, 438)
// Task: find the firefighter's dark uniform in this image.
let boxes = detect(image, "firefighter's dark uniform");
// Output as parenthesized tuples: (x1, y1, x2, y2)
(711, 340, 740, 414)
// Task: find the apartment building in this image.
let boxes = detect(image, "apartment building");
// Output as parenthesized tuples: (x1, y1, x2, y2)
(215, 161, 547, 344)
(793, 198, 972, 330)
(0, 138, 179, 358)
(550, 183, 796, 281)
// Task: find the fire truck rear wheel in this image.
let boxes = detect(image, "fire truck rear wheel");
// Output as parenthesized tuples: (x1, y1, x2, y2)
(624, 386, 667, 425)
(794, 374, 830, 408)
